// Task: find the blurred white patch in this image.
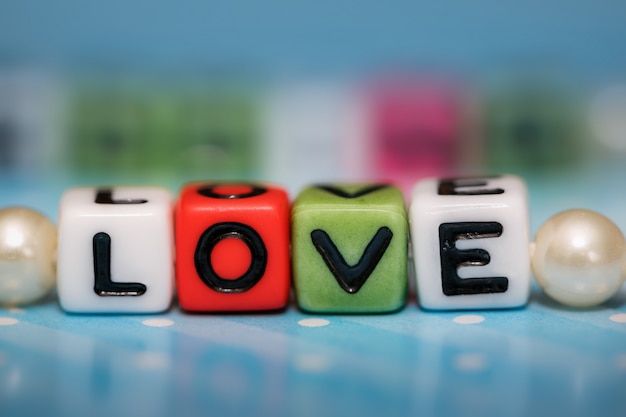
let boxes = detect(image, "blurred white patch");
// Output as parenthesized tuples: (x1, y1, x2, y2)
(294, 354, 331, 372)
(141, 318, 174, 327)
(6, 368, 22, 391)
(298, 318, 330, 327)
(135, 351, 170, 370)
(589, 85, 626, 151)
(453, 314, 485, 324)
(0, 317, 18, 326)
(261, 81, 360, 191)
(609, 313, 626, 323)
(454, 353, 487, 372)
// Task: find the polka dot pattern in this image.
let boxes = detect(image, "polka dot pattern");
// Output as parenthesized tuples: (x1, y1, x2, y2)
(0, 317, 19, 326)
(298, 318, 330, 327)
(142, 318, 174, 327)
(453, 314, 485, 325)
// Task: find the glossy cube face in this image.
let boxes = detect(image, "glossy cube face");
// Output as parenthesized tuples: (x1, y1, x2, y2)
(57, 187, 174, 313)
(175, 183, 290, 312)
(409, 176, 530, 310)
(292, 184, 408, 313)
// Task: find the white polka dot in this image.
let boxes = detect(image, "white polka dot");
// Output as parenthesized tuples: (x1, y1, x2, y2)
(142, 318, 174, 327)
(0, 317, 18, 326)
(294, 354, 331, 372)
(610, 313, 626, 323)
(454, 353, 487, 372)
(298, 318, 330, 327)
(453, 314, 485, 325)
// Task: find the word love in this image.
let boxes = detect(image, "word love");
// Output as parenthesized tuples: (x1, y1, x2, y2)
(53, 175, 532, 314)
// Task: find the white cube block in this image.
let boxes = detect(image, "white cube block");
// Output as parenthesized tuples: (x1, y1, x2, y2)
(57, 187, 174, 313)
(261, 82, 361, 193)
(409, 175, 530, 310)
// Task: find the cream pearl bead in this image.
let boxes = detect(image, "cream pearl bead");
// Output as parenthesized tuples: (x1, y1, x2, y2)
(0, 207, 57, 306)
(531, 209, 626, 307)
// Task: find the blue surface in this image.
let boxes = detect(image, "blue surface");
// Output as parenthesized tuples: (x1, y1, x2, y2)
(1, 168, 626, 417)
(1, 293, 626, 417)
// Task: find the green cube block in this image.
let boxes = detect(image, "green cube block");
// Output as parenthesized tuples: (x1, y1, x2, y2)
(484, 83, 585, 173)
(67, 82, 261, 181)
(292, 184, 408, 313)
(173, 89, 260, 178)
(69, 87, 148, 174)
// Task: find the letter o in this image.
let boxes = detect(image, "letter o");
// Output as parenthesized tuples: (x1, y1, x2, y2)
(197, 184, 267, 199)
(194, 222, 267, 293)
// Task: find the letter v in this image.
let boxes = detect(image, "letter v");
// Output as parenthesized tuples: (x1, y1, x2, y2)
(316, 184, 388, 199)
(311, 227, 393, 293)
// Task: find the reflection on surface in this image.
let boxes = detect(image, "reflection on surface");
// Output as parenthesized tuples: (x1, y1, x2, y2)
(0, 303, 625, 417)
(54, 317, 175, 417)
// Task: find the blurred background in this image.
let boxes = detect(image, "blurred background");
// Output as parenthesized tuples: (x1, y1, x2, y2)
(1, 0, 626, 197)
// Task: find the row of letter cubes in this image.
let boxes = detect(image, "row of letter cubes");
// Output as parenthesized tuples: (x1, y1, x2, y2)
(56, 176, 530, 313)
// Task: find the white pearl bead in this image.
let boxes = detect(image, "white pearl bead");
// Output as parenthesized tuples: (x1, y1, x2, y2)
(0, 207, 57, 306)
(531, 209, 626, 307)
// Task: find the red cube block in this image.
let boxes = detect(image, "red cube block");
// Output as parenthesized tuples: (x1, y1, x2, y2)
(175, 183, 291, 312)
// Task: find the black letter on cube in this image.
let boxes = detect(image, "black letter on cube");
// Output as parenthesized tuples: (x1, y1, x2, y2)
(95, 189, 148, 204)
(438, 222, 508, 296)
(311, 226, 393, 293)
(316, 184, 389, 199)
(93, 232, 147, 296)
(438, 178, 504, 195)
(194, 222, 267, 293)
(197, 185, 267, 199)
